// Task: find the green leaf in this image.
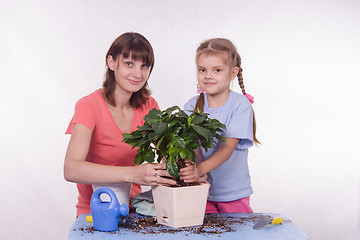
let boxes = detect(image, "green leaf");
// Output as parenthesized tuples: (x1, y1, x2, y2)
(173, 136, 185, 149)
(143, 149, 155, 163)
(122, 133, 132, 140)
(188, 141, 200, 149)
(168, 147, 180, 157)
(147, 132, 158, 140)
(179, 149, 187, 159)
(166, 156, 179, 177)
(134, 154, 144, 165)
(123, 140, 141, 148)
(152, 122, 167, 135)
(136, 124, 153, 131)
(190, 115, 205, 124)
(164, 106, 180, 114)
(143, 108, 161, 122)
(186, 149, 196, 162)
(168, 120, 178, 128)
(156, 152, 163, 163)
(156, 136, 164, 150)
(138, 137, 150, 147)
(192, 125, 212, 139)
(122, 131, 146, 145)
(201, 141, 215, 151)
(174, 127, 181, 135)
(215, 134, 226, 142)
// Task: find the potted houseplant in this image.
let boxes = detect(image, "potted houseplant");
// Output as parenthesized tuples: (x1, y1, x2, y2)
(122, 106, 226, 228)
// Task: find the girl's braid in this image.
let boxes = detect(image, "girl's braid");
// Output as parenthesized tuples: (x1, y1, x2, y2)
(235, 53, 246, 95)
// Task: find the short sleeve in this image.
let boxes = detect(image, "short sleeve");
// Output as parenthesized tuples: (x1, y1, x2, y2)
(183, 96, 198, 115)
(224, 101, 254, 149)
(65, 96, 97, 134)
(148, 96, 160, 110)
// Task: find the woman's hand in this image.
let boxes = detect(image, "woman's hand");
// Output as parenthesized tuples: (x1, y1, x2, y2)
(129, 162, 177, 186)
(179, 159, 208, 184)
(65, 124, 178, 186)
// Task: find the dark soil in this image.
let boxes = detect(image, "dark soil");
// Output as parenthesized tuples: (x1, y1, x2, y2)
(75, 214, 271, 236)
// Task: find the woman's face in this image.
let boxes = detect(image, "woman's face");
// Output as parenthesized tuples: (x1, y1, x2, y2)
(108, 54, 151, 94)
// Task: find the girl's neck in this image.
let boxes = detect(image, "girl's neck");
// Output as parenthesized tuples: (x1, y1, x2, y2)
(206, 89, 230, 108)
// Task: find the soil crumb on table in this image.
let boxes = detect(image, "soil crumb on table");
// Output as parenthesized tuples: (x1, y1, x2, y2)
(75, 214, 270, 236)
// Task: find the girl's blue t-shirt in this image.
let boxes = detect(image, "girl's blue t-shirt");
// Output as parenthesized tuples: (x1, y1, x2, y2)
(184, 90, 253, 202)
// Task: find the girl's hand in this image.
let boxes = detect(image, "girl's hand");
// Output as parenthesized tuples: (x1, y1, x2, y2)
(130, 162, 177, 186)
(179, 159, 208, 184)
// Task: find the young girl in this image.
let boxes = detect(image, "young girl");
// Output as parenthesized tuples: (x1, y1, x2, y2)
(181, 38, 260, 213)
(64, 32, 181, 217)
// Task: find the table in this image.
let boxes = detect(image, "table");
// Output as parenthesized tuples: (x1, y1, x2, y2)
(68, 213, 309, 240)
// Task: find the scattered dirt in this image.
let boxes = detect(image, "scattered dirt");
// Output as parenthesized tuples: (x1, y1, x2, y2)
(75, 214, 271, 236)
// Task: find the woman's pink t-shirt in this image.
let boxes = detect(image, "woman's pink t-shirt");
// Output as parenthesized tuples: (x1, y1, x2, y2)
(66, 89, 159, 216)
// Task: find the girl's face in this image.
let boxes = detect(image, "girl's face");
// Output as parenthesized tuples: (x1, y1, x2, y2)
(107, 54, 151, 94)
(196, 53, 238, 97)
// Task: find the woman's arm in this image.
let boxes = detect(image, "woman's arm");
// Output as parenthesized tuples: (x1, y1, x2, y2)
(180, 138, 239, 183)
(64, 123, 176, 186)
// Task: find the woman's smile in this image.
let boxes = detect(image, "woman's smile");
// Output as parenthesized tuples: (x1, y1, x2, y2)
(128, 79, 142, 85)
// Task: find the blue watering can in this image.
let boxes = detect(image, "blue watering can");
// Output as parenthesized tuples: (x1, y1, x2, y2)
(90, 187, 129, 231)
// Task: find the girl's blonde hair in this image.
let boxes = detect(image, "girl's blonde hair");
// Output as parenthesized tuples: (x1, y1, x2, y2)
(194, 38, 260, 145)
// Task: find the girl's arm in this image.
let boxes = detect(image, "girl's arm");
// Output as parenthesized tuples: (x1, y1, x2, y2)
(197, 137, 239, 176)
(64, 123, 176, 186)
(180, 137, 239, 183)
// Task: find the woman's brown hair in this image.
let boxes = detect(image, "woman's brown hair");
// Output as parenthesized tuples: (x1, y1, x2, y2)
(194, 38, 260, 145)
(102, 32, 155, 109)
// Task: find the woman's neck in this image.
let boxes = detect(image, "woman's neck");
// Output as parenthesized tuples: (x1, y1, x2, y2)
(206, 89, 230, 108)
(112, 86, 133, 110)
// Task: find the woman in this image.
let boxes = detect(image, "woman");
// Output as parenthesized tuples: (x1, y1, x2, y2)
(64, 32, 180, 217)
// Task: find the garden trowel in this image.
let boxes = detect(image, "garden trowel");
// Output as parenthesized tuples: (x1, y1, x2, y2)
(253, 217, 284, 229)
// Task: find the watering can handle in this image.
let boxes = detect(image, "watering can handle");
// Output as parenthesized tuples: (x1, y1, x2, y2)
(91, 187, 120, 209)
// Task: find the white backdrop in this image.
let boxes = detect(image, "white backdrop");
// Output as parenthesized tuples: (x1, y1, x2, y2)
(0, 0, 359, 239)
